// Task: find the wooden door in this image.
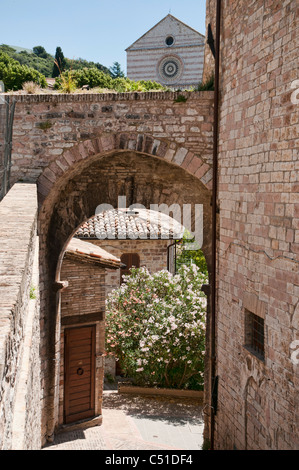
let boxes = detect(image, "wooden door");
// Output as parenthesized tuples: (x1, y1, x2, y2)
(120, 253, 140, 284)
(64, 326, 96, 424)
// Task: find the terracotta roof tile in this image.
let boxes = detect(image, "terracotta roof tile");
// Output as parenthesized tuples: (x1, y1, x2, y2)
(65, 238, 122, 268)
(74, 209, 184, 240)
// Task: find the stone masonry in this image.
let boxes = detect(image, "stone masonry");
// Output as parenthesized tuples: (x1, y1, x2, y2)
(0, 0, 297, 450)
(0, 183, 41, 450)
(205, 0, 299, 450)
(5, 90, 214, 197)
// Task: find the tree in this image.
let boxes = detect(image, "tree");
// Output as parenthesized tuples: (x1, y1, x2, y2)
(109, 61, 125, 78)
(33, 45, 48, 59)
(176, 231, 208, 274)
(0, 52, 47, 90)
(52, 47, 66, 77)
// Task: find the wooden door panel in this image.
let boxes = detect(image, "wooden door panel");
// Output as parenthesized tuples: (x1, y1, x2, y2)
(120, 253, 140, 284)
(64, 326, 96, 424)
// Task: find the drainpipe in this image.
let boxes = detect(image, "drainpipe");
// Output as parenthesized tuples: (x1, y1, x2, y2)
(210, 0, 222, 451)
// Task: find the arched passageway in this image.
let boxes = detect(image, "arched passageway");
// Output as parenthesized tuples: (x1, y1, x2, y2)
(37, 142, 212, 443)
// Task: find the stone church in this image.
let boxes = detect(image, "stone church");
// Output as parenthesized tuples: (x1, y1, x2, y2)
(126, 14, 205, 88)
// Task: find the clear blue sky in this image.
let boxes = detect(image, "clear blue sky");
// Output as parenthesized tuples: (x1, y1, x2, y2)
(0, 0, 206, 73)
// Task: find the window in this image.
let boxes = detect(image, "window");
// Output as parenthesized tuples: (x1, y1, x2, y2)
(165, 35, 174, 46)
(158, 56, 183, 83)
(120, 253, 140, 284)
(244, 310, 265, 360)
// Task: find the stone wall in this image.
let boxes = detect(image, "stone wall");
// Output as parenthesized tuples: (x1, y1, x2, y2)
(209, 0, 299, 450)
(202, 0, 216, 83)
(0, 183, 41, 450)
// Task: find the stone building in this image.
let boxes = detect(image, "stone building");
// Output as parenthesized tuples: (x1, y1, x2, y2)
(203, 0, 299, 451)
(59, 238, 122, 428)
(74, 208, 185, 376)
(126, 14, 205, 88)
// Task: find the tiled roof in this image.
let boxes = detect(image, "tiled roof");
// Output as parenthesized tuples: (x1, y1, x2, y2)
(65, 238, 122, 268)
(74, 209, 184, 240)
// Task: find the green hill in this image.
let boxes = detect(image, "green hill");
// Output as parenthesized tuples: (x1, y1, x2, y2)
(7, 45, 34, 54)
(0, 44, 110, 78)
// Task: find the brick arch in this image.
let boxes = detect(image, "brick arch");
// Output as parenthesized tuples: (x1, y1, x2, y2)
(37, 132, 213, 205)
(37, 136, 213, 443)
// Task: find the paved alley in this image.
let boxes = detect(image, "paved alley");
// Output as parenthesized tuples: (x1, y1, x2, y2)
(43, 387, 204, 451)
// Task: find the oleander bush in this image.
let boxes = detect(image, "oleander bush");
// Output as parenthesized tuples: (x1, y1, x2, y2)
(105, 264, 208, 390)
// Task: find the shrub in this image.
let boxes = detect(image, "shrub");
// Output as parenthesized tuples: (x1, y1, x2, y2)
(197, 74, 214, 91)
(54, 69, 77, 93)
(105, 264, 208, 390)
(176, 232, 208, 274)
(22, 81, 43, 94)
(54, 67, 166, 93)
(54, 67, 113, 90)
(0, 52, 47, 91)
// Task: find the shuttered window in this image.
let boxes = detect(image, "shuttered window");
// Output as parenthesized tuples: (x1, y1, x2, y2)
(120, 253, 140, 284)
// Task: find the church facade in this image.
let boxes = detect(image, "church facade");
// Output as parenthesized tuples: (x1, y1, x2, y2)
(126, 14, 205, 88)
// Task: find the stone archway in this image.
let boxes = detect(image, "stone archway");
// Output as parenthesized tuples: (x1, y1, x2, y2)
(37, 135, 213, 444)
(37, 132, 213, 206)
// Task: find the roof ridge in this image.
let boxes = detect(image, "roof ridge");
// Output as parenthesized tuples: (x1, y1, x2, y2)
(75, 209, 184, 240)
(125, 14, 204, 51)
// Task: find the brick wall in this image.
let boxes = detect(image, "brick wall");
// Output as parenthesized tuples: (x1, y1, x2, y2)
(0, 183, 41, 450)
(208, 0, 299, 450)
(60, 257, 106, 317)
(89, 239, 170, 295)
(202, 0, 216, 82)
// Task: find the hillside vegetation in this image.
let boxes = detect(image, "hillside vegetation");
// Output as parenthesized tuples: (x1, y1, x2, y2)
(0, 44, 110, 78)
(0, 43, 212, 93)
(0, 44, 166, 93)
(0, 51, 47, 90)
